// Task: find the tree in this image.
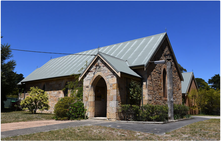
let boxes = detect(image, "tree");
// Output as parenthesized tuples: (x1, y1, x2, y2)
(1, 39, 24, 110)
(208, 74, 220, 90)
(195, 78, 210, 90)
(198, 88, 220, 115)
(178, 63, 187, 73)
(128, 80, 142, 106)
(189, 77, 220, 115)
(20, 87, 49, 114)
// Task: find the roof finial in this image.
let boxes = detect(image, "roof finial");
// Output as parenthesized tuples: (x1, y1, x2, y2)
(165, 27, 167, 32)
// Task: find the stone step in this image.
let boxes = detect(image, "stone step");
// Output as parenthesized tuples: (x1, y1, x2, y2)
(92, 117, 108, 120)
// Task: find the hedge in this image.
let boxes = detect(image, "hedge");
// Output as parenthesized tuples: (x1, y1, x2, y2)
(119, 104, 189, 121)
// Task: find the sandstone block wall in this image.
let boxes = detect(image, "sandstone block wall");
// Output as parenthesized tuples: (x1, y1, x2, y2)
(19, 76, 76, 113)
(133, 40, 182, 106)
(146, 42, 182, 105)
(83, 59, 119, 120)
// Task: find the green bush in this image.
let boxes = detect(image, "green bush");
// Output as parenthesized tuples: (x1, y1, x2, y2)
(20, 87, 49, 114)
(140, 104, 168, 121)
(120, 104, 168, 121)
(174, 104, 189, 119)
(119, 104, 188, 121)
(54, 97, 76, 120)
(119, 104, 140, 121)
(66, 101, 86, 120)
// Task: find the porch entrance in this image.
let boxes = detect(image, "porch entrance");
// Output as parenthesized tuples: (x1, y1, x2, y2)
(94, 77, 107, 117)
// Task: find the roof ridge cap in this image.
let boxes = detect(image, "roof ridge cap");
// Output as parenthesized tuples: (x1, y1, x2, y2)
(98, 52, 127, 62)
(96, 32, 167, 50)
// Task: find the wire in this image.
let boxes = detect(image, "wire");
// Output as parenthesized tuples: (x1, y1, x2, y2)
(11, 48, 95, 56)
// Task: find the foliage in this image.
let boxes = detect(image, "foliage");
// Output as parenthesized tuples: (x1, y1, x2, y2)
(173, 104, 189, 119)
(119, 104, 140, 121)
(128, 80, 142, 106)
(119, 104, 189, 121)
(20, 87, 49, 114)
(54, 97, 76, 119)
(63, 62, 87, 100)
(188, 86, 220, 115)
(6, 94, 19, 98)
(200, 88, 220, 115)
(187, 89, 198, 112)
(208, 74, 220, 90)
(63, 74, 83, 100)
(66, 101, 86, 120)
(178, 63, 187, 73)
(195, 78, 210, 90)
(140, 104, 168, 121)
(1, 37, 24, 110)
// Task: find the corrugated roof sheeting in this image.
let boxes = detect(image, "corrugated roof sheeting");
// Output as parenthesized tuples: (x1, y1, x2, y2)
(99, 53, 141, 78)
(21, 32, 166, 83)
(181, 72, 193, 94)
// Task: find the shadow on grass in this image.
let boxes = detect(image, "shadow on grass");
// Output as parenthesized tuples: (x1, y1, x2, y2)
(23, 112, 53, 115)
(1, 108, 21, 113)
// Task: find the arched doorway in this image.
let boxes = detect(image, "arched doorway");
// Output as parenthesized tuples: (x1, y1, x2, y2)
(94, 77, 107, 117)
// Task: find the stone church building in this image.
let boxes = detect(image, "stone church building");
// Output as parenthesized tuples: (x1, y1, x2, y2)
(19, 32, 186, 120)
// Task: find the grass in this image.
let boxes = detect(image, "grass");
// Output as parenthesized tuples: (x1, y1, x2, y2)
(2, 119, 220, 140)
(1, 110, 54, 123)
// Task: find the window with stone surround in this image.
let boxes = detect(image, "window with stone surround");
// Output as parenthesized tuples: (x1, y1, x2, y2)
(163, 69, 167, 98)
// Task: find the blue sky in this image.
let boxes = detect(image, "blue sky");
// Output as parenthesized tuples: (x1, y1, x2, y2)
(1, 1, 220, 83)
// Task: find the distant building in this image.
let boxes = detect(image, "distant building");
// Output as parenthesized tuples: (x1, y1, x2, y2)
(182, 72, 198, 115)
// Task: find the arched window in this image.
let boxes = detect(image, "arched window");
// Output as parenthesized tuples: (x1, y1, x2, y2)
(163, 69, 167, 98)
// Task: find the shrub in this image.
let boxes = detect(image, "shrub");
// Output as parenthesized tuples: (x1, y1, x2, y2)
(20, 87, 49, 114)
(119, 104, 140, 121)
(141, 104, 168, 121)
(174, 104, 189, 119)
(66, 101, 86, 120)
(119, 104, 189, 121)
(54, 97, 76, 119)
(120, 104, 168, 121)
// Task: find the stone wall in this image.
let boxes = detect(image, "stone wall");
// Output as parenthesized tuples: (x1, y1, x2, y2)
(146, 41, 182, 105)
(83, 58, 119, 120)
(19, 76, 76, 113)
(134, 40, 182, 106)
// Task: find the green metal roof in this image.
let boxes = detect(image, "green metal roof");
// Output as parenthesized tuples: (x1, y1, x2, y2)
(98, 52, 141, 78)
(181, 72, 194, 94)
(20, 32, 167, 83)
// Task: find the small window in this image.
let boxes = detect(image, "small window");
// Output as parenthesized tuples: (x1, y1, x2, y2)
(163, 69, 167, 98)
(42, 84, 45, 91)
(63, 82, 68, 97)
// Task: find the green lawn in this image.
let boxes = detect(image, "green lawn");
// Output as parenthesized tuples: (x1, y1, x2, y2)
(2, 119, 220, 140)
(1, 111, 54, 123)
